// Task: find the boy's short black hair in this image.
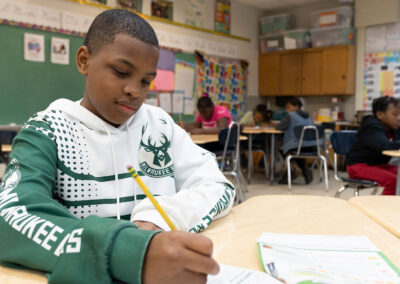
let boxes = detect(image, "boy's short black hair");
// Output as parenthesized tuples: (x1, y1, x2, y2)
(286, 97, 302, 108)
(197, 93, 214, 110)
(254, 104, 267, 113)
(84, 9, 159, 54)
(372, 96, 399, 116)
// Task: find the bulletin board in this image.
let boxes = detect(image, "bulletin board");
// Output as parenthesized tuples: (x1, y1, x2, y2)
(195, 51, 247, 120)
(0, 23, 85, 124)
(363, 22, 400, 110)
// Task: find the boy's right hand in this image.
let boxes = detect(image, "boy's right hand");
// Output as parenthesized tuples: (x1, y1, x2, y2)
(142, 231, 219, 284)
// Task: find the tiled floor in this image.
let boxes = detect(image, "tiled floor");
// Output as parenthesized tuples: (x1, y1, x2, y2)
(240, 168, 382, 201)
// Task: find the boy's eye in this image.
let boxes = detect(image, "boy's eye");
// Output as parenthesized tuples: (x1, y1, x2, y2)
(142, 79, 151, 87)
(113, 68, 128, 77)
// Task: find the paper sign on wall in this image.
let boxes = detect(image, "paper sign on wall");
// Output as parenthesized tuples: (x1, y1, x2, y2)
(51, 37, 69, 65)
(172, 91, 184, 113)
(153, 70, 175, 91)
(24, 33, 45, 62)
(159, 92, 172, 113)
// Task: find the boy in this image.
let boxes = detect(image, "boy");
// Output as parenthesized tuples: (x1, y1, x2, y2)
(347, 96, 400, 195)
(276, 97, 315, 184)
(0, 9, 234, 283)
(240, 104, 272, 126)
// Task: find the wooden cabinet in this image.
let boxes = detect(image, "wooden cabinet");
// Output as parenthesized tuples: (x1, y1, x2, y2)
(322, 46, 355, 95)
(258, 53, 279, 95)
(280, 52, 302, 95)
(302, 50, 322, 95)
(258, 45, 355, 96)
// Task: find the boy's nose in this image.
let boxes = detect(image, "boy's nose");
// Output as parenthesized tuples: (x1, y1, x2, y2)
(123, 82, 140, 98)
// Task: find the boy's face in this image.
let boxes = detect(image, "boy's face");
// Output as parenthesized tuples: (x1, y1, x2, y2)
(377, 103, 400, 130)
(285, 103, 299, 113)
(77, 34, 159, 127)
(254, 111, 264, 123)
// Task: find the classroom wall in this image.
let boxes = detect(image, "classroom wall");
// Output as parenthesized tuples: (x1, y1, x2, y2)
(11, 0, 262, 98)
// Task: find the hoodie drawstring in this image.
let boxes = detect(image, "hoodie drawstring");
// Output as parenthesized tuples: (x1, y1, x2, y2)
(126, 124, 137, 207)
(103, 125, 121, 220)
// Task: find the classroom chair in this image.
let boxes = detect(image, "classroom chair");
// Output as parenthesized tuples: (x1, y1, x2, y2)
(286, 125, 329, 191)
(330, 131, 378, 197)
(218, 121, 247, 204)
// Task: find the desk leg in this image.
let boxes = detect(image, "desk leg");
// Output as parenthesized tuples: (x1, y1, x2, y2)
(396, 165, 400, 195)
(247, 134, 253, 184)
(270, 133, 275, 185)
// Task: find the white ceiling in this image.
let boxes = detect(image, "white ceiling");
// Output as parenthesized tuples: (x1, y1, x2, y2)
(235, 0, 338, 11)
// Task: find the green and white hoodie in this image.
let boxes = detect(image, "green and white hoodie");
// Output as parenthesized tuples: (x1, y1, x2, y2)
(0, 99, 235, 284)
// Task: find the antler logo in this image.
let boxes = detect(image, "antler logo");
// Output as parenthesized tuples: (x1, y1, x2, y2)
(138, 124, 174, 178)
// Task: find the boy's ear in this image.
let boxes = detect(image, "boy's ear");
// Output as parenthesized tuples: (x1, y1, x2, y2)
(376, 111, 384, 120)
(76, 46, 90, 75)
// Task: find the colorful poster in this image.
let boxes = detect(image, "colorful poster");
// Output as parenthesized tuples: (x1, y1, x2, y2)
(215, 0, 230, 34)
(185, 0, 206, 28)
(24, 33, 45, 62)
(363, 52, 400, 110)
(196, 51, 247, 120)
(51, 37, 69, 65)
(151, 0, 173, 20)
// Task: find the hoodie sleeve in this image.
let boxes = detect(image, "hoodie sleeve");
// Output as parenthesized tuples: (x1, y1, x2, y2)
(361, 124, 400, 152)
(0, 124, 158, 284)
(131, 121, 235, 233)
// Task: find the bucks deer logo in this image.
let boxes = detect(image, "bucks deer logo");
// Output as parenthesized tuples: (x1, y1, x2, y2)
(138, 124, 174, 178)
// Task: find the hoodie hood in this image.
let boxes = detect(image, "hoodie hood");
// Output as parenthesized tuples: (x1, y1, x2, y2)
(49, 99, 137, 134)
(295, 109, 309, 119)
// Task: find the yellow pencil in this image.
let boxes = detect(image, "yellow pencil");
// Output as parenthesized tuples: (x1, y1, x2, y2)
(127, 165, 177, 231)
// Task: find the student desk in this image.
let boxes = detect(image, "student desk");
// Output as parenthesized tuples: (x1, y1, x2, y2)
(190, 134, 247, 145)
(1, 144, 12, 152)
(241, 127, 283, 184)
(0, 125, 22, 132)
(382, 150, 400, 195)
(201, 195, 400, 270)
(349, 196, 400, 239)
(2, 195, 400, 282)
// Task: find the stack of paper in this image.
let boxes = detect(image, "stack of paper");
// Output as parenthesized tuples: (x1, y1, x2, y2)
(257, 233, 400, 284)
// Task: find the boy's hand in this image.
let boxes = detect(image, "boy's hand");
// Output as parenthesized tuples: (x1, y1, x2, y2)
(143, 231, 219, 284)
(133, 221, 162, 231)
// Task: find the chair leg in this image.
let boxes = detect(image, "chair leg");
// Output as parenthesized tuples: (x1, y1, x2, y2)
(262, 151, 269, 180)
(354, 187, 360, 196)
(238, 169, 249, 193)
(287, 156, 292, 191)
(320, 155, 329, 191)
(335, 185, 348, 198)
(233, 173, 245, 203)
(371, 187, 379, 195)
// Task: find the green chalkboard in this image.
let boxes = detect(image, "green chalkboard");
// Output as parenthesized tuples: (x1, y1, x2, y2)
(0, 24, 85, 124)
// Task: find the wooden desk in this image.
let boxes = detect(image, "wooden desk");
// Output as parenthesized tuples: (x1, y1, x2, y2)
(190, 134, 219, 144)
(349, 196, 400, 239)
(2, 195, 400, 283)
(1, 144, 12, 152)
(382, 150, 400, 195)
(202, 195, 400, 270)
(190, 134, 247, 145)
(0, 125, 22, 131)
(242, 127, 283, 184)
(0, 266, 46, 284)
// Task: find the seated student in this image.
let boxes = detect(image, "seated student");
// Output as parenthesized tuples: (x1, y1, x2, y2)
(276, 97, 315, 184)
(185, 94, 232, 134)
(347, 96, 400, 195)
(240, 104, 273, 126)
(0, 9, 234, 284)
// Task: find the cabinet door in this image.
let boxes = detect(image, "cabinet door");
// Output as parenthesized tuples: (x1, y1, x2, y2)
(280, 52, 302, 95)
(259, 53, 279, 96)
(302, 50, 322, 95)
(322, 46, 355, 95)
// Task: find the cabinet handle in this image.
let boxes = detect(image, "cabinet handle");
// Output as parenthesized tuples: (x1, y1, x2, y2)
(342, 75, 346, 79)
